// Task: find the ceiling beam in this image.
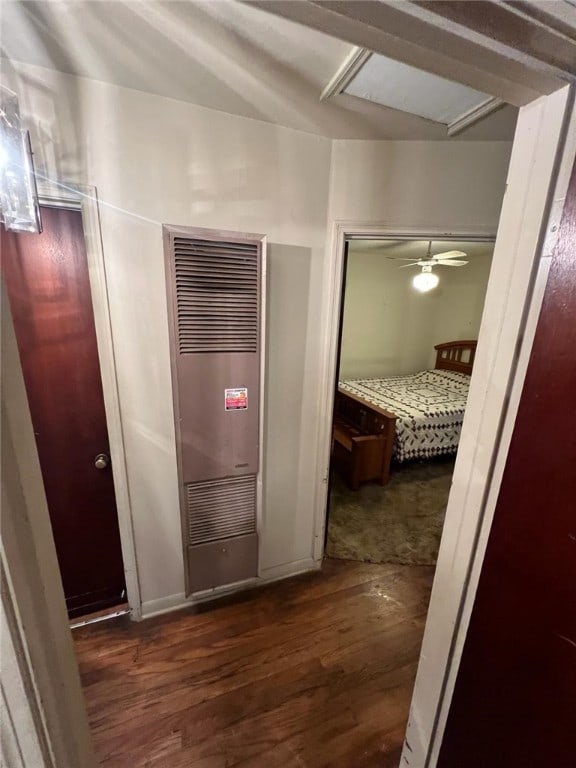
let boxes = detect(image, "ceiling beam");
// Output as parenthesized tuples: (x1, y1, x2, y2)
(509, 0, 576, 40)
(247, 0, 569, 106)
(415, 1, 576, 77)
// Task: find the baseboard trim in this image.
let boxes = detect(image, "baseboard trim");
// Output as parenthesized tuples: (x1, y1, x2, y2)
(140, 592, 187, 619)
(140, 558, 322, 620)
(259, 557, 321, 581)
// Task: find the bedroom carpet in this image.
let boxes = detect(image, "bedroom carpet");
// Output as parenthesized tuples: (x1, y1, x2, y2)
(326, 458, 455, 566)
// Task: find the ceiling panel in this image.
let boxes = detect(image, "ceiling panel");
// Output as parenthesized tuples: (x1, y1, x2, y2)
(345, 54, 493, 126)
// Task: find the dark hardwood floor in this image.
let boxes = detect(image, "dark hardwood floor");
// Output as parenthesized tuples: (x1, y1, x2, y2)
(73, 559, 433, 768)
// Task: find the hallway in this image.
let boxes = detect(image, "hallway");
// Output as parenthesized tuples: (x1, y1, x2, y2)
(73, 560, 433, 767)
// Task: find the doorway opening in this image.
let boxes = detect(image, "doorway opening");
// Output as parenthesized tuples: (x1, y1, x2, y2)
(326, 236, 494, 566)
(1, 203, 127, 619)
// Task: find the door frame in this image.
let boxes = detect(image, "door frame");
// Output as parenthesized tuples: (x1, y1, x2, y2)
(313, 222, 496, 562)
(37, 181, 142, 620)
(313, 86, 575, 765)
(317, 228, 496, 542)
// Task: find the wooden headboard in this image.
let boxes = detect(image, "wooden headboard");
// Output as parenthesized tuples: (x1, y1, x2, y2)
(434, 340, 477, 375)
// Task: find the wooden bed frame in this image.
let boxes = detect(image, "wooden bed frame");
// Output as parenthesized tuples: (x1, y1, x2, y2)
(432, 340, 477, 376)
(331, 340, 477, 490)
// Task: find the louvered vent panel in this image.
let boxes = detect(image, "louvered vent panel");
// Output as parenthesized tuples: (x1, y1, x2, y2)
(186, 475, 257, 546)
(174, 237, 259, 354)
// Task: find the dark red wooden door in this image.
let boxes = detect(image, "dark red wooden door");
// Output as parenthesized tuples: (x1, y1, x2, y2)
(2, 206, 126, 618)
(439, 161, 576, 765)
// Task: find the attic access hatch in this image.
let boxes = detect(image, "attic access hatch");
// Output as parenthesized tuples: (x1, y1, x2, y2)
(322, 48, 502, 136)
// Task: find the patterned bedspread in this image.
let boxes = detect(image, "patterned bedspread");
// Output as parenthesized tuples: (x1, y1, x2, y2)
(339, 369, 471, 462)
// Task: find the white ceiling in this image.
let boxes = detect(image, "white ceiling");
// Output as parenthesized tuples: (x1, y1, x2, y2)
(0, 0, 518, 140)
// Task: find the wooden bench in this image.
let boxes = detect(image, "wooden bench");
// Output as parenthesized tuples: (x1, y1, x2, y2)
(331, 389, 396, 490)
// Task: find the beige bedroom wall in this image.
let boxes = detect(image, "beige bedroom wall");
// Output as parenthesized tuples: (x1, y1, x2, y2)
(428, 250, 493, 367)
(339, 245, 493, 380)
(2, 59, 332, 611)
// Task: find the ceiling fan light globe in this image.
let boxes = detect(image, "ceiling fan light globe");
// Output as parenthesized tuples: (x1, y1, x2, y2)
(412, 270, 439, 292)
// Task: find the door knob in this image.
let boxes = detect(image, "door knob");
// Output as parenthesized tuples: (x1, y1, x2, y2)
(94, 453, 110, 470)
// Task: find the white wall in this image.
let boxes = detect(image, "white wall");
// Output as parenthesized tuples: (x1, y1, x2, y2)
(3, 60, 333, 611)
(328, 139, 512, 227)
(2, 59, 512, 615)
(339, 245, 493, 379)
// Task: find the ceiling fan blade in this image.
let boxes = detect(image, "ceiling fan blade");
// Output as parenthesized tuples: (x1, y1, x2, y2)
(437, 260, 468, 266)
(399, 263, 420, 268)
(386, 256, 423, 261)
(433, 250, 467, 260)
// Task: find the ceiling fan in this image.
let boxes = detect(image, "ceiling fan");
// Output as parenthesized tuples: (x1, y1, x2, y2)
(387, 241, 469, 269)
(387, 241, 468, 292)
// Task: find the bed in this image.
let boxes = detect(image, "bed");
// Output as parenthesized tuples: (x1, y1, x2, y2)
(332, 340, 477, 489)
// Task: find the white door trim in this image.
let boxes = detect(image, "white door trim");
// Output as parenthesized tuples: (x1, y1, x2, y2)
(312, 224, 496, 562)
(1, 564, 54, 768)
(417, 85, 575, 768)
(37, 182, 142, 620)
(312, 87, 574, 766)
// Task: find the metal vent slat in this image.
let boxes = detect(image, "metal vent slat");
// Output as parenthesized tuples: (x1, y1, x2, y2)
(186, 475, 256, 545)
(177, 302, 257, 309)
(177, 308, 256, 316)
(175, 263, 256, 271)
(176, 294, 257, 301)
(175, 241, 257, 250)
(175, 255, 257, 266)
(173, 236, 258, 354)
(176, 320, 257, 327)
(178, 271, 255, 281)
(174, 239, 256, 253)
(178, 312, 256, 319)
(175, 263, 257, 272)
(177, 297, 257, 303)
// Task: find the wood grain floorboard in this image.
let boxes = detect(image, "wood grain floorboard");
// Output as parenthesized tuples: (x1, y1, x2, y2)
(73, 559, 433, 768)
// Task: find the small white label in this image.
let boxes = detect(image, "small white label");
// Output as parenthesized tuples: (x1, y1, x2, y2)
(225, 387, 248, 411)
